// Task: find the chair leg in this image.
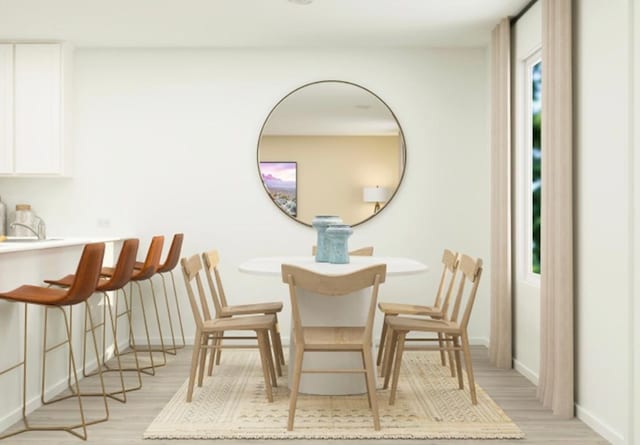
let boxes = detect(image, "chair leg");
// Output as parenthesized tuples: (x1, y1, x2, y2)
(382, 328, 398, 388)
(269, 324, 283, 377)
(147, 278, 169, 359)
(437, 333, 447, 366)
(206, 334, 218, 376)
(362, 346, 381, 430)
(186, 329, 202, 402)
(215, 336, 223, 365)
(288, 347, 304, 431)
(157, 274, 178, 355)
(262, 330, 278, 387)
(274, 314, 285, 366)
(454, 335, 464, 390)
(461, 331, 478, 404)
(197, 333, 209, 387)
(133, 281, 160, 375)
(256, 330, 274, 402)
(446, 334, 457, 378)
(361, 351, 372, 408)
(168, 270, 187, 347)
(389, 331, 407, 405)
(376, 314, 389, 366)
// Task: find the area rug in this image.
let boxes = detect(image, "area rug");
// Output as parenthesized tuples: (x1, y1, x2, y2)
(144, 350, 524, 440)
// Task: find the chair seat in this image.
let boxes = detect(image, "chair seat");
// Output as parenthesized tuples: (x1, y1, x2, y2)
(220, 302, 283, 317)
(44, 274, 76, 288)
(386, 315, 461, 334)
(46, 274, 121, 293)
(378, 301, 442, 317)
(302, 326, 367, 350)
(0, 284, 72, 305)
(203, 314, 275, 331)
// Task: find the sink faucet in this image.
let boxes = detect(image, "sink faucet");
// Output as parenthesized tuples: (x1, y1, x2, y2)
(10, 220, 46, 240)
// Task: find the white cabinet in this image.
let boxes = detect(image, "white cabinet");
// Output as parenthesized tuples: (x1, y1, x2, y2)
(0, 43, 72, 176)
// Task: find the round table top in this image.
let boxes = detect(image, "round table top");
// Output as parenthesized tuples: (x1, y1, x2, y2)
(238, 256, 428, 277)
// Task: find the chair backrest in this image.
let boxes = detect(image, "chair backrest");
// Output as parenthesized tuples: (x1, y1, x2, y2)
(431, 249, 461, 316)
(311, 246, 374, 256)
(157, 233, 184, 273)
(448, 254, 483, 329)
(281, 264, 386, 346)
(201, 250, 227, 316)
(62, 242, 106, 305)
(180, 254, 213, 330)
(98, 238, 139, 291)
(131, 236, 164, 280)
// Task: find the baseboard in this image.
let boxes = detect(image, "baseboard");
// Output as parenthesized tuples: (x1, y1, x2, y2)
(513, 358, 539, 385)
(139, 336, 492, 348)
(470, 337, 489, 347)
(576, 404, 625, 445)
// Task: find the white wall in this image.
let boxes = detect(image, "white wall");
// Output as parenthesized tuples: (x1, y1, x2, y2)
(0, 48, 491, 350)
(574, 0, 634, 443)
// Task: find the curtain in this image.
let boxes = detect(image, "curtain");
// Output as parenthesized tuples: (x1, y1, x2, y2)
(537, 0, 574, 418)
(489, 18, 513, 370)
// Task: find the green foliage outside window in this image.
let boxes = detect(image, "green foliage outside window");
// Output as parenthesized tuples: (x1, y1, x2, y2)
(532, 61, 541, 274)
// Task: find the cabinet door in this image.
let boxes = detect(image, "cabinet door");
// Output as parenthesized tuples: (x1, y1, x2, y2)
(0, 45, 13, 174)
(14, 44, 61, 174)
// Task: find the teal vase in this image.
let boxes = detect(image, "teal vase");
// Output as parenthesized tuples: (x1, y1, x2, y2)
(312, 215, 342, 262)
(326, 225, 353, 264)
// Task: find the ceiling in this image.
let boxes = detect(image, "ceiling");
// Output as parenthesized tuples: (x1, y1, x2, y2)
(0, 0, 529, 48)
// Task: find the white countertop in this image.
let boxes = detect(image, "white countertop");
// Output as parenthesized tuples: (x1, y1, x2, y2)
(0, 236, 124, 254)
(238, 256, 429, 276)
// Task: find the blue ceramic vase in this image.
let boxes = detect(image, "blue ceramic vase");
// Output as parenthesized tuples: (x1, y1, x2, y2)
(326, 224, 353, 264)
(312, 215, 343, 262)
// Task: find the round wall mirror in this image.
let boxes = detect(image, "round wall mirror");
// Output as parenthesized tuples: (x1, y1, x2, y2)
(257, 80, 406, 227)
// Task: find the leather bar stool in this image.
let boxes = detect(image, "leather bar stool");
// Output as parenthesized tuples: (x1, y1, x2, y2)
(133, 233, 186, 355)
(0, 243, 107, 440)
(102, 236, 166, 375)
(44, 238, 143, 402)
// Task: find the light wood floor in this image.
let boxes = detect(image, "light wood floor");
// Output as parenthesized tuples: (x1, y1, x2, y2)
(2, 346, 609, 444)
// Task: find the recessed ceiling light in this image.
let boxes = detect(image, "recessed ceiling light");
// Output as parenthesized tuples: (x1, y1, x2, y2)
(288, 0, 314, 5)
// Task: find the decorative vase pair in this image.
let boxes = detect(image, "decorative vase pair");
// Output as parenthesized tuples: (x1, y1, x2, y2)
(312, 215, 353, 264)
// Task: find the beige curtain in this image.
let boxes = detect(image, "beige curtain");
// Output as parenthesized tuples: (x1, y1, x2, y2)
(538, 0, 574, 418)
(489, 18, 513, 370)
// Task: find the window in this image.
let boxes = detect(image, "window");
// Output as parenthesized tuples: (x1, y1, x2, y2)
(529, 58, 542, 274)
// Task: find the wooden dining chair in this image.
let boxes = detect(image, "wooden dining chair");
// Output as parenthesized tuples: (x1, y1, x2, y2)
(311, 245, 374, 256)
(202, 249, 284, 375)
(376, 249, 460, 376)
(282, 263, 387, 431)
(181, 254, 277, 402)
(382, 254, 483, 405)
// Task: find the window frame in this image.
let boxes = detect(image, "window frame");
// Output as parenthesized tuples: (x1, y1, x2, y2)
(515, 48, 542, 285)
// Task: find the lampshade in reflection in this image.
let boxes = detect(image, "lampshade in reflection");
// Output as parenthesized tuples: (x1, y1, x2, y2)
(363, 186, 389, 214)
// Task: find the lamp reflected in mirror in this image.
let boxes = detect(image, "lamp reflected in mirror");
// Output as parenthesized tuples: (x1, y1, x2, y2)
(363, 186, 389, 214)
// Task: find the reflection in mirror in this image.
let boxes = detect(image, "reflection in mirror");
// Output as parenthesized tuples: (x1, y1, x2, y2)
(258, 80, 406, 227)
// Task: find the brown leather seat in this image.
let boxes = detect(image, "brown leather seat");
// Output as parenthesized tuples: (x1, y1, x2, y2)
(0, 242, 107, 441)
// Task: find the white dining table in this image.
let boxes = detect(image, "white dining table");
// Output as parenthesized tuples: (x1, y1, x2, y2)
(238, 255, 428, 395)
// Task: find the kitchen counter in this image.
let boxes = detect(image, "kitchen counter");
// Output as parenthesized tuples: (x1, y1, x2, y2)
(0, 236, 124, 254)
